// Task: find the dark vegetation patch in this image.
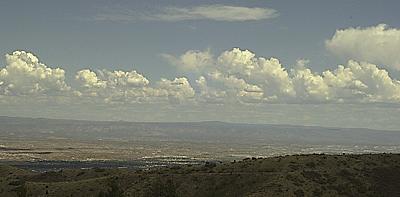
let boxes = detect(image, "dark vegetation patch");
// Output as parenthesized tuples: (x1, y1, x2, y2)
(0, 153, 399, 196)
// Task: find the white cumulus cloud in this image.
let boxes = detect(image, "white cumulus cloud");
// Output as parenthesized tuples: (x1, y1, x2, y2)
(155, 77, 195, 103)
(162, 49, 214, 72)
(167, 48, 400, 104)
(0, 51, 70, 96)
(168, 48, 295, 103)
(75, 68, 194, 104)
(326, 24, 400, 70)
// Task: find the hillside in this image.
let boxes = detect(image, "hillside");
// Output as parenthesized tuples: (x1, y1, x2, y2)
(1, 153, 399, 197)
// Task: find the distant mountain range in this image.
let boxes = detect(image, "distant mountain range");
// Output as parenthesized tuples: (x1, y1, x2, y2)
(0, 116, 399, 145)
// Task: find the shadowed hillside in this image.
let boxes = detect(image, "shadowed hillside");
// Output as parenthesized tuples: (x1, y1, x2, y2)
(0, 153, 399, 197)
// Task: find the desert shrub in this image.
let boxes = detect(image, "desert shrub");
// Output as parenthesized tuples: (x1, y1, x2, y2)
(17, 185, 27, 197)
(8, 180, 22, 186)
(170, 165, 181, 170)
(336, 183, 354, 196)
(312, 188, 323, 196)
(294, 189, 304, 197)
(326, 176, 337, 184)
(289, 164, 300, 171)
(338, 169, 352, 178)
(145, 178, 177, 197)
(94, 168, 106, 173)
(108, 180, 123, 197)
(302, 171, 325, 184)
(98, 191, 106, 197)
(306, 162, 316, 168)
(205, 162, 216, 168)
(287, 174, 304, 186)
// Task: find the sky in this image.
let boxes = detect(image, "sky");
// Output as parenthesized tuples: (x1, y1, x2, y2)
(1, 0, 400, 130)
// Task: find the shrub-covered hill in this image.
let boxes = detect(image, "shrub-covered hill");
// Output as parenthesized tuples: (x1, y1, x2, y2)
(1, 153, 399, 197)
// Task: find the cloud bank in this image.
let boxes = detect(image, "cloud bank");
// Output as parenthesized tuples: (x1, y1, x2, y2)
(94, 5, 278, 22)
(74, 69, 194, 104)
(1, 49, 400, 106)
(0, 51, 195, 104)
(165, 48, 400, 104)
(326, 24, 400, 70)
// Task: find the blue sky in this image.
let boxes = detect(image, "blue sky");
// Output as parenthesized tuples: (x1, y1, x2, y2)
(1, 0, 400, 129)
(1, 0, 399, 81)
